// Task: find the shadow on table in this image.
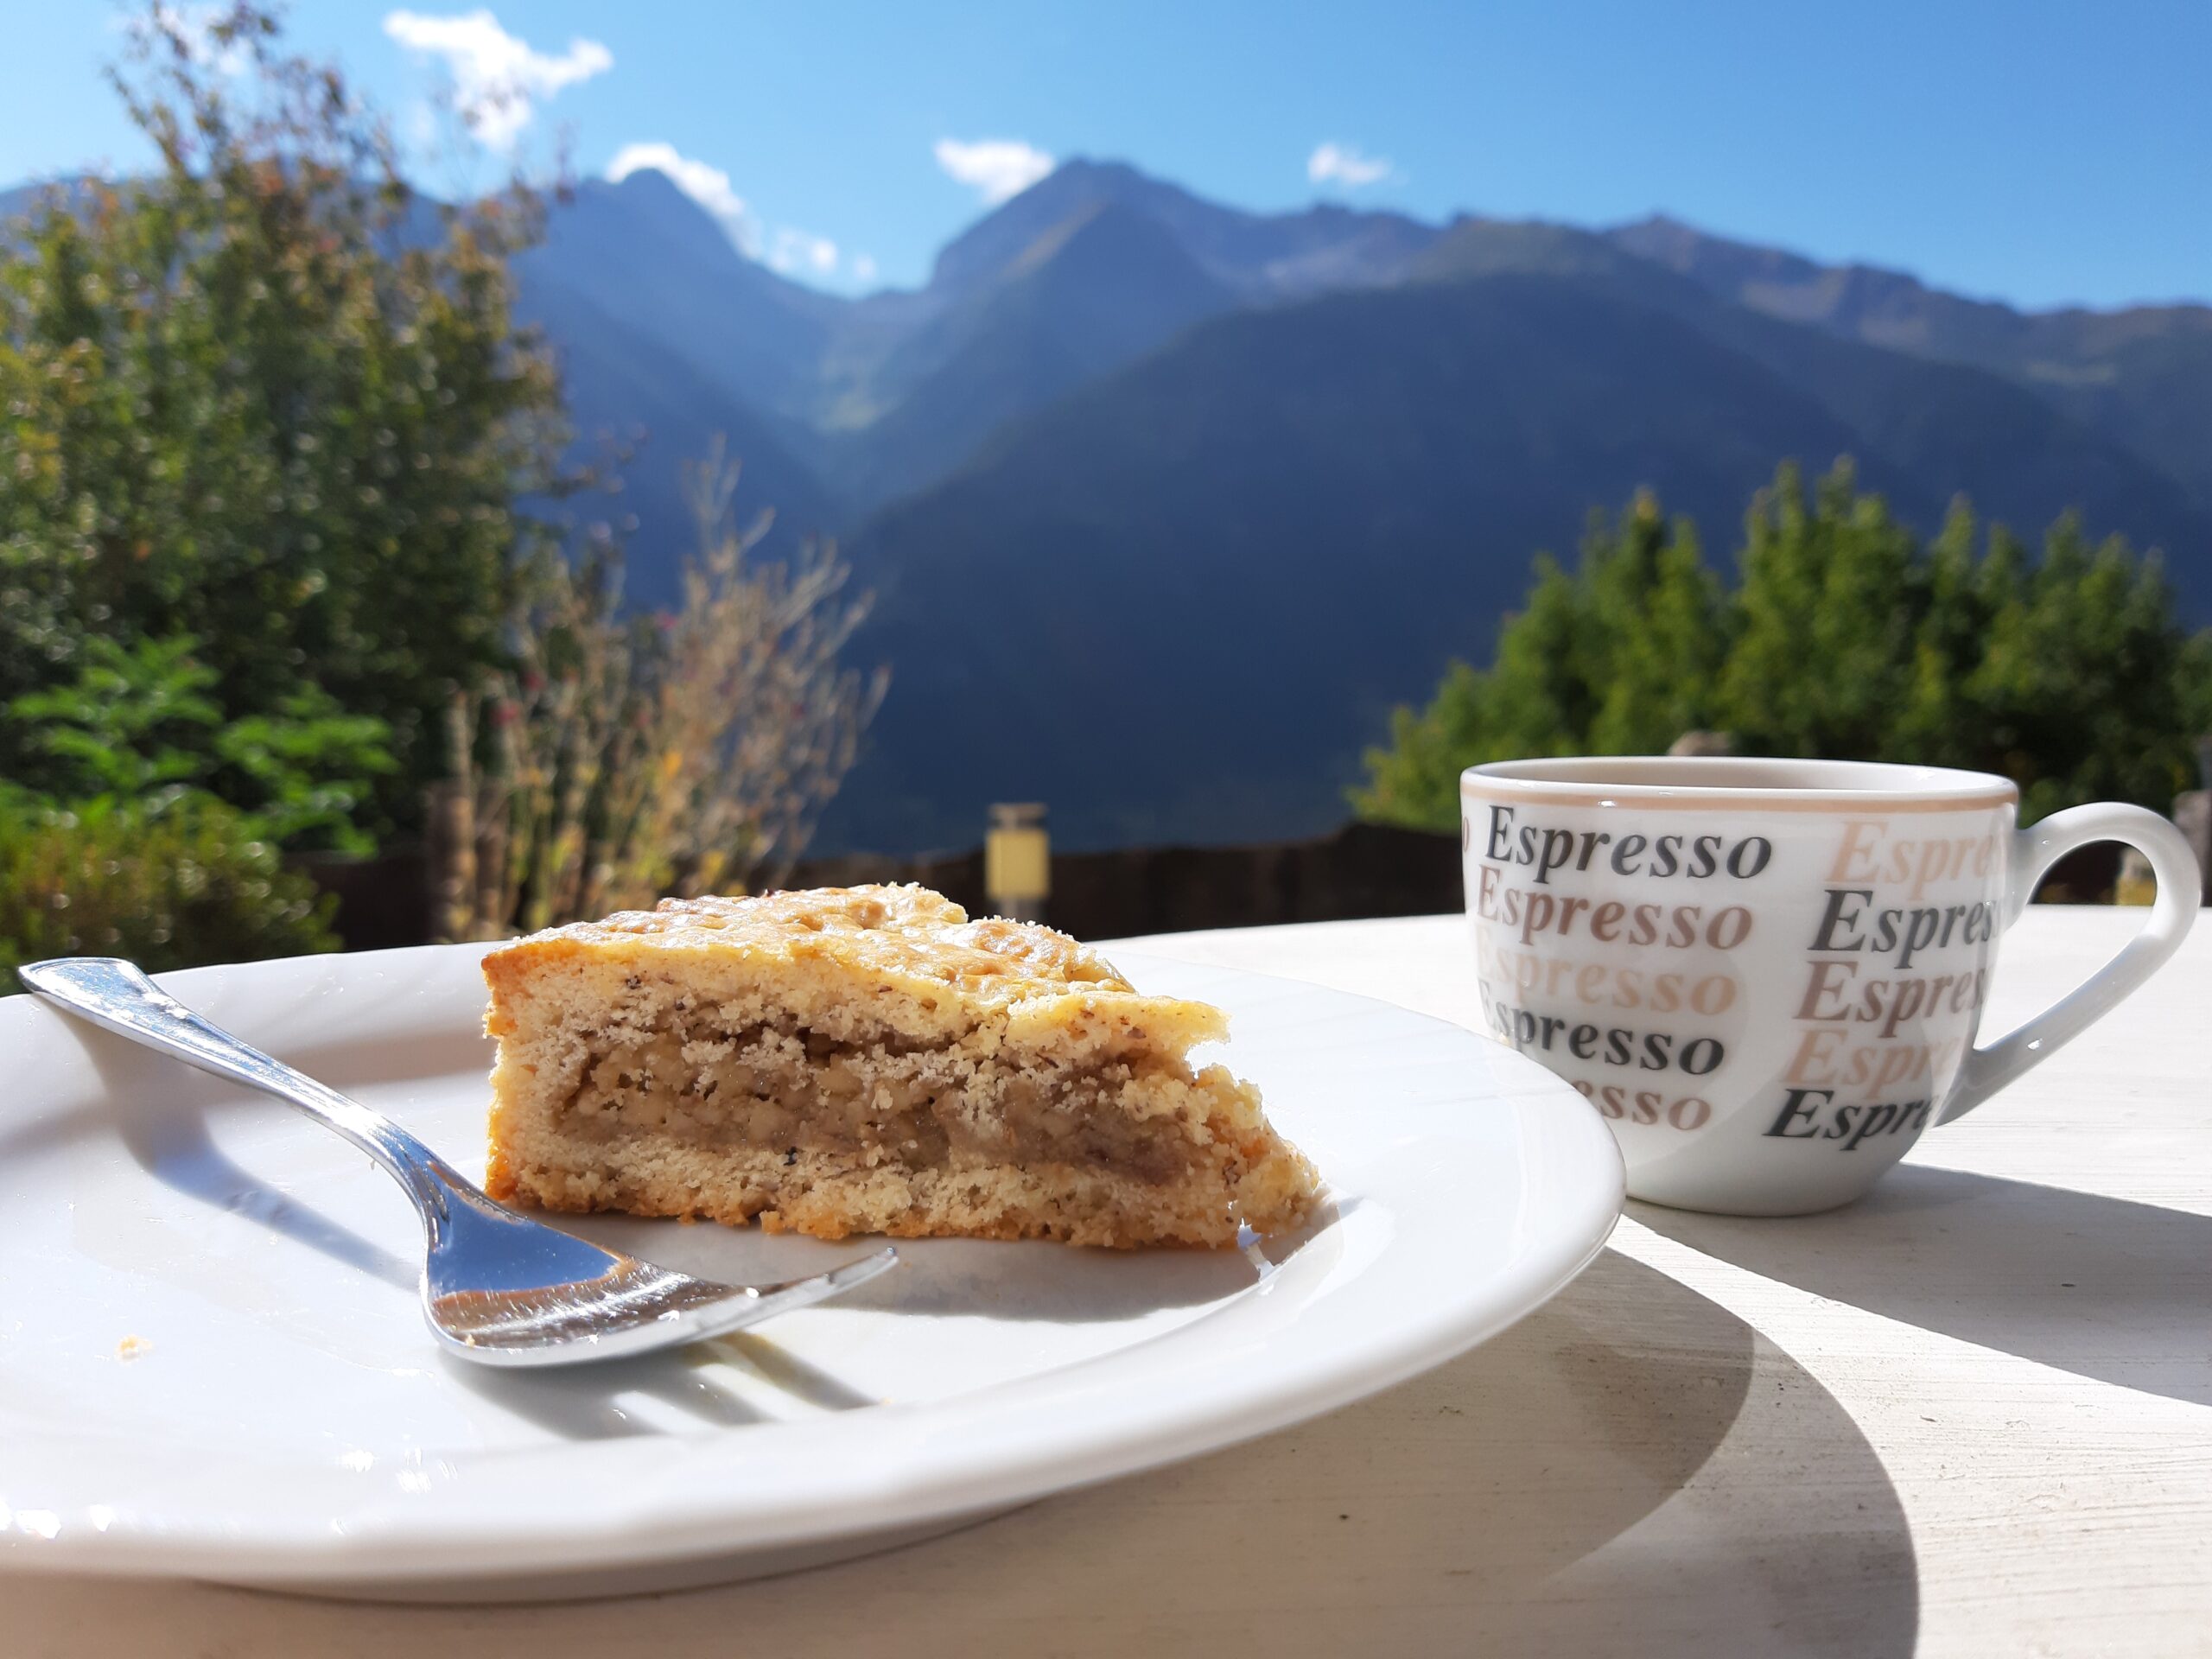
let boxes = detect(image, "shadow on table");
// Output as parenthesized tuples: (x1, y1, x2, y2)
(0, 1249, 1920, 1659)
(1634, 1165, 2212, 1408)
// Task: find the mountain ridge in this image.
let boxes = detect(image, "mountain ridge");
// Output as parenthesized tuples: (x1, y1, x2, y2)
(523, 161, 2212, 550)
(1605, 213, 2212, 510)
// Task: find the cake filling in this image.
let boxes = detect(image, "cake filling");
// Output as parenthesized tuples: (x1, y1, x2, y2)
(554, 1018, 1201, 1186)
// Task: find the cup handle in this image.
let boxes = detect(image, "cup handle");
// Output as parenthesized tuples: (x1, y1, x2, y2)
(1942, 802, 2201, 1123)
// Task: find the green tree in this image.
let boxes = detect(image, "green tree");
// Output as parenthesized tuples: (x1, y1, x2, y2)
(1586, 495, 1726, 753)
(1963, 518, 2196, 821)
(1717, 461, 1918, 757)
(0, 3, 569, 831)
(1890, 499, 1987, 766)
(1357, 461, 2212, 832)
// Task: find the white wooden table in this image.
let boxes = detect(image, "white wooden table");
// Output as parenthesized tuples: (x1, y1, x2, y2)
(6, 909, 2207, 1656)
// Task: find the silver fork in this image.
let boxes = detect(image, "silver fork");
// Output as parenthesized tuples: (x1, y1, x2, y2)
(21, 957, 897, 1368)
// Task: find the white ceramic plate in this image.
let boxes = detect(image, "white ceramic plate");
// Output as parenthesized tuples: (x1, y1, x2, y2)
(0, 944, 1622, 1600)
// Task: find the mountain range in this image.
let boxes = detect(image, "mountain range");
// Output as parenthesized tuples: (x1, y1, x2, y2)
(10, 162, 2210, 852)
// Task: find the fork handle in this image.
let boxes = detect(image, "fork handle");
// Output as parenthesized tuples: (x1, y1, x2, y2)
(21, 957, 467, 1228)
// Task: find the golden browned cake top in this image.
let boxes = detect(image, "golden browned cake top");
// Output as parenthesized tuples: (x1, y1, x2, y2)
(486, 884, 1140, 1009)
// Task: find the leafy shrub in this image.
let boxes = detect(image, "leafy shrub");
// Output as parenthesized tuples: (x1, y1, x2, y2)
(6, 634, 394, 852)
(0, 795, 336, 988)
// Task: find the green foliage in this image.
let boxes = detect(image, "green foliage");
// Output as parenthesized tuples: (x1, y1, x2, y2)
(0, 794, 336, 988)
(1357, 461, 2209, 831)
(1717, 461, 1920, 759)
(0, 4, 568, 830)
(1940, 517, 2199, 823)
(6, 634, 395, 852)
(7, 633, 220, 798)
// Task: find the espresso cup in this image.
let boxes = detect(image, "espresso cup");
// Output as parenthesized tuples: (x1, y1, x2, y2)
(1461, 757, 2200, 1215)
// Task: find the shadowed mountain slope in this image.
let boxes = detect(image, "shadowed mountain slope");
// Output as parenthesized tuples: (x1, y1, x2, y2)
(832, 276, 1876, 850)
(1610, 214, 2212, 511)
(823, 200, 1237, 510)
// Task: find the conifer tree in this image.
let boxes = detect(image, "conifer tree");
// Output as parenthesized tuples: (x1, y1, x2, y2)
(1586, 496, 1726, 753)
(1718, 461, 1917, 757)
(1966, 518, 2194, 819)
(1891, 499, 1984, 766)
(1357, 461, 2212, 833)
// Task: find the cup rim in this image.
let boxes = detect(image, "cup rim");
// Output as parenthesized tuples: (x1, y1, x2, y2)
(1462, 755, 2018, 811)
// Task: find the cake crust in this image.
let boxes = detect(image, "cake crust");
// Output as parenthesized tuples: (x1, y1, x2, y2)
(481, 886, 1319, 1248)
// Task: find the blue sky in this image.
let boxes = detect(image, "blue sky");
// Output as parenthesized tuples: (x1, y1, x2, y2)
(1, 2, 2205, 308)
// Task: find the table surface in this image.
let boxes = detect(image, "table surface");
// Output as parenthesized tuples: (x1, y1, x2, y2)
(7, 907, 2208, 1657)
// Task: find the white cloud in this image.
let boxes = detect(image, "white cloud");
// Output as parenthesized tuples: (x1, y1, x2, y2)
(383, 9, 611, 150)
(607, 141, 757, 251)
(1307, 142, 1393, 188)
(770, 226, 840, 276)
(853, 254, 880, 284)
(933, 137, 1054, 206)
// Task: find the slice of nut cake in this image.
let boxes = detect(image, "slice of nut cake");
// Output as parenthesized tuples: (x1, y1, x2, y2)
(481, 885, 1319, 1248)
